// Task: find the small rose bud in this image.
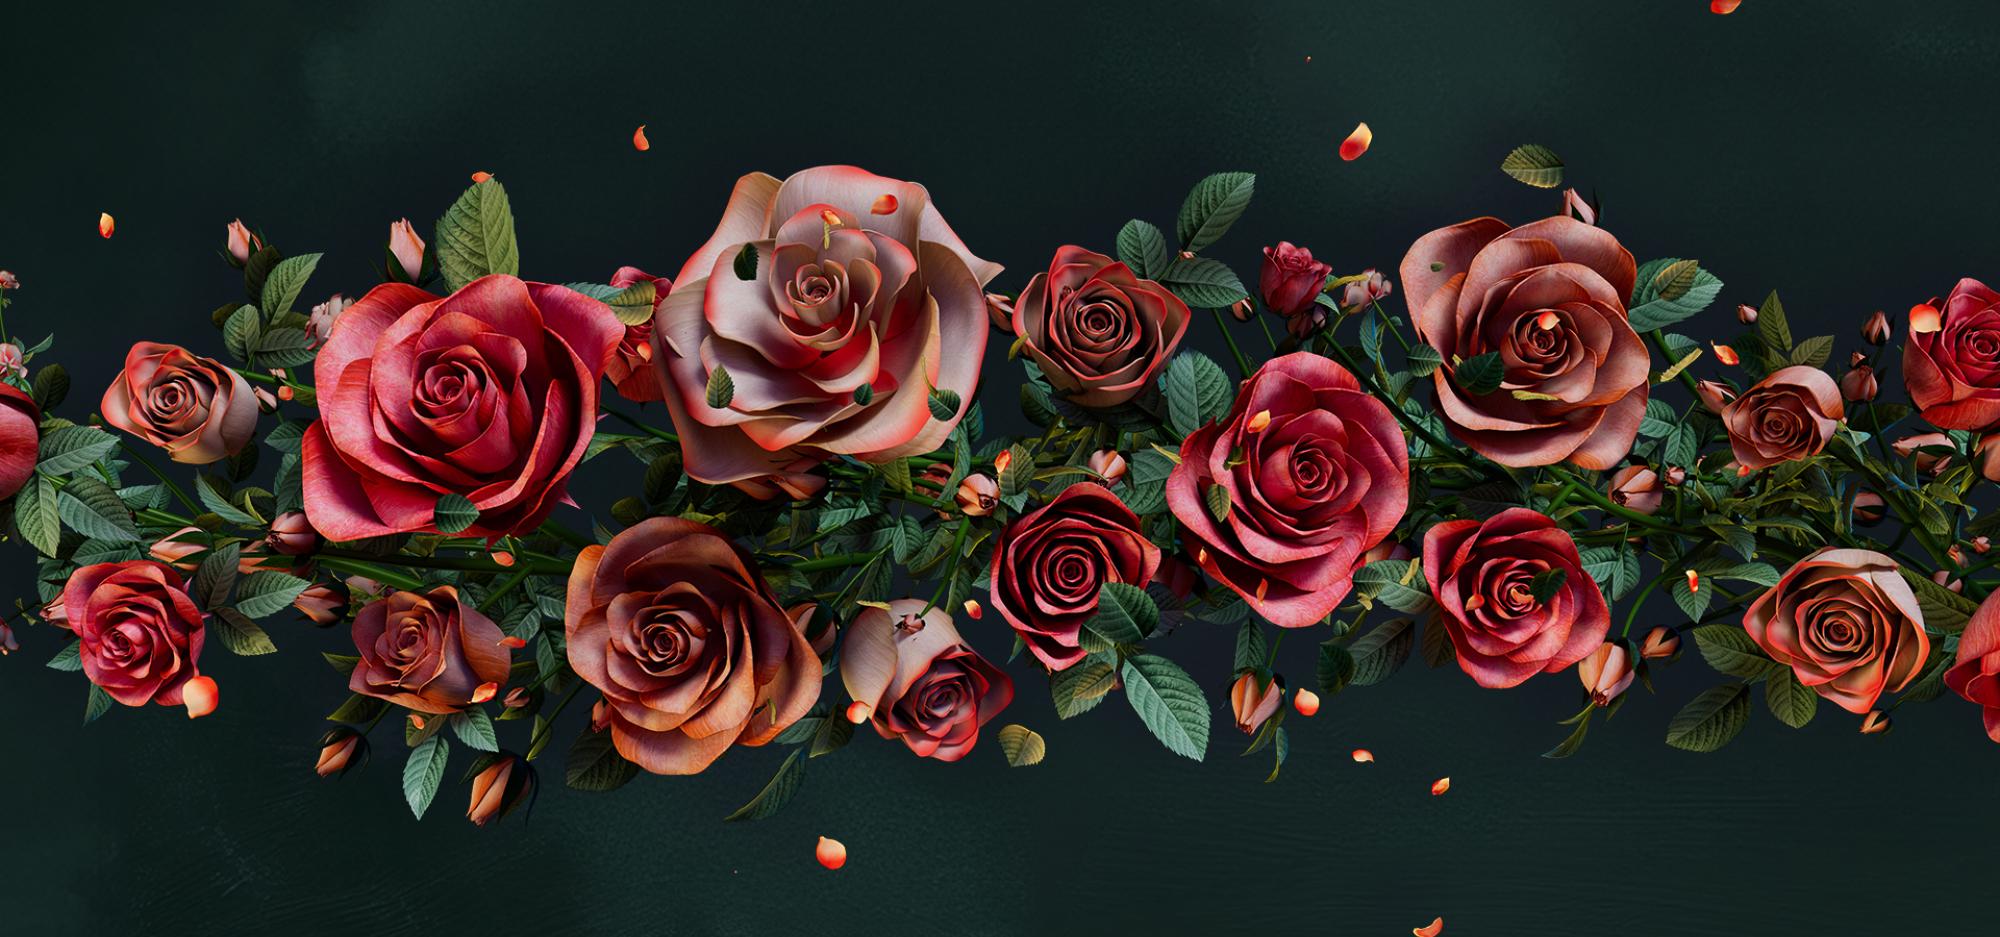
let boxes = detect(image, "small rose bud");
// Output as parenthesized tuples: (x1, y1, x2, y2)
(956, 473, 998, 516)
(1229, 673, 1283, 735)
(1934, 569, 1964, 593)
(590, 699, 612, 732)
(252, 386, 279, 412)
(1641, 625, 1681, 659)
(316, 727, 367, 778)
(1561, 187, 1596, 225)
(1088, 449, 1128, 485)
(470, 171, 493, 183)
(1862, 310, 1892, 345)
(1664, 465, 1688, 486)
(1695, 379, 1735, 414)
(149, 528, 208, 571)
(1839, 364, 1878, 403)
(183, 675, 219, 719)
(1910, 300, 1942, 334)
(1949, 544, 1967, 565)
(1577, 642, 1635, 706)
(466, 753, 534, 827)
(1850, 351, 1869, 368)
(225, 219, 258, 265)
(816, 835, 848, 870)
(984, 292, 1015, 333)
(0, 270, 19, 290)
(265, 511, 321, 556)
(1894, 432, 1955, 475)
(1735, 303, 1758, 324)
(1859, 710, 1892, 735)
(1608, 465, 1664, 515)
(388, 218, 426, 282)
(41, 596, 68, 629)
(1293, 688, 1321, 717)
(293, 581, 350, 627)
(1975, 536, 1991, 555)
(1229, 297, 1256, 322)
(845, 700, 873, 724)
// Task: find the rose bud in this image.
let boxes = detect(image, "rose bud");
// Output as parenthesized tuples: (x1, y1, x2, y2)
(1858, 710, 1892, 735)
(1695, 379, 1735, 414)
(0, 270, 18, 289)
(1841, 364, 1878, 403)
(816, 835, 848, 870)
(1894, 432, 1956, 475)
(1577, 642, 1635, 706)
(501, 686, 531, 709)
(183, 675, 219, 719)
(40, 596, 67, 630)
(1976, 536, 1993, 555)
(1340, 268, 1394, 311)
(0, 622, 17, 656)
(590, 699, 612, 733)
(1934, 569, 1964, 594)
(1736, 303, 1759, 324)
(316, 727, 367, 778)
(148, 528, 209, 572)
(1608, 465, 1663, 515)
(984, 292, 1016, 333)
(1088, 449, 1128, 485)
(1293, 688, 1321, 717)
(388, 218, 426, 282)
(265, 511, 321, 556)
(466, 753, 535, 827)
(956, 473, 998, 516)
(1230, 672, 1284, 734)
(1228, 298, 1256, 322)
(1640, 625, 1681, 659)
(1863, 310, 1892, 345)
(1260, 242, 1334, 320)
(1664, 465, 1688, 486)
(224, 219, 258, 266)
(1561, 187, 1596, 225)
(1846, 489, 1885, 525)
(294, 581, 350, 626)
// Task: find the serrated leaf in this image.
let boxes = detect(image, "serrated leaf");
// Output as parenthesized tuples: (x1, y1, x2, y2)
(1756, 291, 1792, 355)
(14, 475, 60, 556)
(1164, 353, 1232, 436)
(57, 476, 139, 542)
(1316, 640, 1356, 696)
(1526, 567, 1567, 603)
(254, 327, 316, 368)
(435, 179, 520, 292)
(223, 304, 262, 359)
(1052, 660, 1118, 719)
(1406, 343, 1444, 377)
(1764, 670, 1817, 728)
(1542, 710, 1592, 759)
(195, 474, 261, 526)
(996, 724, 1046, 767)
(1690, 624, 1788, 680)
(234, 570, 311, 619)
(402, 734, 450, 819)
(46, 640, 83, 672)
(1453, 351, 1505, 396)
(928, 387, 961, 422)
(1626, 258, 1724, 331)
(1349, 618, 1414, 686)
(1175, 171, 1256, 252)
(36, 425, 119, 476)
(1352, 560, 1434, 613)
(259, 252, 323, 318)
(1086, 582, 1157, 645)
(191, 540, 240, 610)
(1500, 144, 1564, 188)
(84, 684, 114, 725)
(1121, 654, 1210, 761)
(1665, 684, 1750, 752)
(211, 607, 278, 655)
(724, 748, 807, 821)
(326, 692, 387, 724)
(1649, 258, 1700, 302)
(451, 708, 499, 752)
(1900, 567, 1975, 633)
(705, 365, 734, 409)
(1234, 621, 1269, 672)
(433, 493, 479, 534)
(1204, 483, 1231, 522)
(1789, 334, 1834, 369)
(32, 363, 70, 410)
(565, 729, 641, 791)
(1115, 219, 1171, 280)
(1159, 256, 1249, 308)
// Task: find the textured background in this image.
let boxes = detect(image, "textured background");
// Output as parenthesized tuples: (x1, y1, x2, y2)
(2, 1, 1995, 934)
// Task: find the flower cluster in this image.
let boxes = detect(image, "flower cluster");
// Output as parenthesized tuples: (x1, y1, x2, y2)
(6, 156, 1999, 831)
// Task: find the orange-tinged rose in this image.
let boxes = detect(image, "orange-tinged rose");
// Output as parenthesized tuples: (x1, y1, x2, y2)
(1743, 548, 1928, 714)
(102, 342, 258, 464)
(348, 586, 511, 714)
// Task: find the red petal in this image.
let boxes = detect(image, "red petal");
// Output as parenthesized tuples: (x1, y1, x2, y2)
(870, 194, 899, 215)
(1430, 777, 1451, 796)
(1339, 122, 1373, 161)
(632, 125, 650, 152)
(1711, 0, 1741, 12)
(98, 212, 115, 238)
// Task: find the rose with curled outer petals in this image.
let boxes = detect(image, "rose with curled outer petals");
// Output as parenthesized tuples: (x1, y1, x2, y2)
(1905, 277, 2000, 430)
(1423, 508, 1608, 688)
(1400, 215, 1648, 468)
(840, 600, 1014, 761)
(64, 560, 206, 707)
(348, 586, 510, 715)
(1947, 592, 2000, 743)
(565, 517, 819, 774)
(1720, 366, 1844, 470)
(653, 166, 998, 493)
(301, 275, 623, 541)
(605, 266, 668, 403)
(989, 483, 1159, 671)
(1168, 353, 1408, 628)
(1014, 246, 1191, 408)
(1259, 242, 1332, 319)
(1744, 548, 1928, 714)
(101, 342, 258, 465)
(0, 382, 40, 500)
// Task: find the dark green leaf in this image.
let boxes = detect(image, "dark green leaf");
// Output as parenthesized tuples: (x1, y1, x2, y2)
(36, 425, 119, 476)
(1690, 624, 1788, 679)
(1164, 353, 1233, 436)
(1316, 640, 1356, 696)
(259, 252, 323, 318)
(1086, 582, 1158, 646)
(724, 749, 807, 821)
(234, 570, 311, 619)
(928, 387, 961, 422)
(433, 493, 479, 534)
(1665, 684, 1751, 752)
(1175, 171, 1256, 252)
(1765, 670, 1817, 728)
(58, 476, 139, 542)
(211, 607, 278, 655)
(733, 242, 760, 281)
(451, 708, 499, 752)
(1406, 343, 1444, 377)
(402, 734, 450, 819)
(1121, 653, 1211, 761)
(1115, 219, 1171, 280)
(1159, 257, 1249, 308)
(1349, 618, 1414, 686)
(435, 179, 520, 292)
(705, 365, 734, 409)
(46, 639, 83, 672)
(1052, 660, 1118, 719)
(14, 475, 60, 556)
(1453, 351, 1505, 396)
(566, 729, 641, 791)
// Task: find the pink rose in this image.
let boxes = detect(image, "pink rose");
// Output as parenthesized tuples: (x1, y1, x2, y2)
(101, 342, 259, 464)
(1422, 508, 1608, 688)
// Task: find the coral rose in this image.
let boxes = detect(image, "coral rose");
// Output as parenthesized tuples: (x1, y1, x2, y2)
(565, 517, 819, 774)
(1947, 591, 2000, 743)
(101, 342, 258, 464)
(1400, 215, 1647, 468)
(63, 560, 207, 707)
(605, 266, 668, 403)
(348, 585, 510, 714)
(0, 381, 39, 500)
(839, 600, 1014, 761)
(1721, 365, 1844, 470)
(1905, 277, 2000, 429)
(301, 275, 623, 541)
(1014, 245, 1191, 407)
(1423, 508, 1608, 688)
(1168, 352, 1408, 628)
(989, 482, 1160, 670)
(653, 165, 997, 491)
(1743, 548, 1928, 714)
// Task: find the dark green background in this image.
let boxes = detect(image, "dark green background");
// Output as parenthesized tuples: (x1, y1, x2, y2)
(2, 1, 1994, 934)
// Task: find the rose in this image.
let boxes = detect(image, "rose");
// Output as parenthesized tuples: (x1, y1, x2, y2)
(465, 752, 533, 826)
(1743, 548, 1928, 714)
(1014, 246, 1191, 407)
(1168, 352, 1408, 628)
(989, 483, 1160, 670)
(388, 218, 425, 282)
(101, 342, 258, 464)
(1422, 508, 1608, 688)
(1946, 591, 2000, 743)
(1259, 241, 1332, 318)
(565, 517, 819, 774)
(0, 381, 39, 500)
(1721, 366, 1844, 469)
(839, 600, 1014, 761)
(1905, 277, 2000, 429)
(302, 275, 623, 540)
(348, 585, 510, 714)
(652, 165, 997, 492)
(605, 266, 668, 403)
(1229, 673, 1282, 734)
(1400, 215, 1648, 468)
(63, 560, 207, 707)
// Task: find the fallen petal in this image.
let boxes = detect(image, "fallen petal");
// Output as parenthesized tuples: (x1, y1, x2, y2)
(632, 125, 650, 152)
(98, 212, 116, 239)
(1351, 748, 1375, 763)
(816, 835, 847, 870)
(1686, 569, 1700, 594)
(1711, 0, 1741, 12)
(1340, 122, 1373, 161)
(1293, 689, 1321, 716)
(471, 682, 499, 704)
(498, 635, 527, 649)
(1711, 342, 1740, 365)
(1414, 917, 1445, 937)
(846, 700, 873, 724)
(471, 171, 493, 183)
(963, 598, 983, 620)
(183, 676, 219, 719)
(1910, 301, 1942, 334)
(1430, 777, 1451, 796)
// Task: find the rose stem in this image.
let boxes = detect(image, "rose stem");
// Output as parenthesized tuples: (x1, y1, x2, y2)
(598, 403, 679, 444)
(1209, 308, 1254, 379)
(523, 681, 588, 762)
(117, 440, 202, 515)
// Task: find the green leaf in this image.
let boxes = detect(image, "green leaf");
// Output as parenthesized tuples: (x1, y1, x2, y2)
(433, 493, 479, 534)
(451, 708, 499, 752)
(211, 607, 278, 655)
(1648, 259, 1700, 303)
(1542, 710, 1593, 759)
(31, 363, 70, 410)
(1164, 353, 1233, 436)
(733, 242, 760, 281)
(1626, 258, 1724, 332)
(326, 693, 387, 724)
(1789, 335, 1834, 369)
(1233, 621, 1269, 672)
(1352, 560, 1434, 613)
(322, 652, 362, 676)
(1052, 660, 1118, 719)
(1765, 670, 1817, 728)
(195, 474, 261, 526)
(58, 477, 139, 542)
(1526, 567, 1567, 603)
(1316, 640, 1356, 696)
(1121, 653, 1211, 761)
(84, 684, 114, 725)
(1204, 483, 1232, 522)
(998, 443, 1035, 503)
(1115, 219, 1171, 280)
(1086, 582, 1158, 646)
(852, 384, 873, 406)
(1689, 624, 1787, 680)
(1175, 171, 1256, 252)
(1159, 257, 1249, 308)
(928, 387, 961, 422)
(259, 252, 323, 318)
(1406, 343, 1444, 377)
(1755, 291, 1793, 356)
(188, 539, 239, 610)
(1665, 684, 1751, 752)
(46, 639, 83, 672)
(1453, 351, 1506, 395)
(1349, 618, 1415, 686)
(254, 328, 316, 368)
(14, 475, 60, 556)
(223, 304, 263, 359)
(1900, 566, 1976, 634)
(435, 178, 520, 292)
(402, 734, 451, 819)
(234, 570, 311, 619)
(564, 279, 658, 326)
(36, 425, 119, 476)
(996, 724, 1047, 767)
(565, 729, 640, 792)
(1500, 144, 1564, 188)
(705, 365, 734, 409)
(724, 748, 807, 821)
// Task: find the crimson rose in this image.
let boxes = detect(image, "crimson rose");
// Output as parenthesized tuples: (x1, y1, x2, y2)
(1422, 508, 1607, 688)
(0, 381, 39, 500)
(1259, 241, 1331, 319)
(1905, 277, 2000, 430)
(840, 600, 1014, 761)
(64, 560, 207, 707)
(990, 483, 1159, 670)
(1948, 590, 2000, 743)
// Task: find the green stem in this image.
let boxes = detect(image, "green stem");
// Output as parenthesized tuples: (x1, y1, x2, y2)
(787, 551, 882, 573)
(315, 556, 426, 592)
(602, 404, 679, 444)
(1210, 308, 1254, 379)
(118, 441, 202, 515)
(478, 567, 533, 613)
(525, 680, 588, 762)
(318, 547, 567, 577)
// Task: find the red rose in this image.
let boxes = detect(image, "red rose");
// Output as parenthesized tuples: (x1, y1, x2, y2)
(1905, 277, 2000, 429)
(1014, 246, 1191, 407)
(1168, 353, 1408, 628)
(653, 166, 997, 491)
(1400, 216, 1647, 468)
(302, 275, 623, 540)
(0, 381, 39, 500)
(348, 585, 511, 714)
(101, 342, 258, 464)
(1422, 508, 1608, 688)
(1947, 590, 2000, 743)
(605, 266, 668, 403)
(63, 560, 207, 707)
(989, 483, 1160, 670)
(1744, 548, 1928, 714)
(565, 517, 819, 774)
(1259, 241, 1332, 319)
(840, 600, 1014, 761)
